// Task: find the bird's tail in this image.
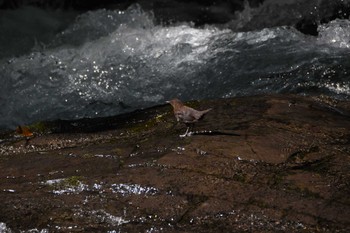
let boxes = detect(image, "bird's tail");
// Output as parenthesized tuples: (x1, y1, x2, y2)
(193, 108, 212, 120)
(200, 108, 212, 116)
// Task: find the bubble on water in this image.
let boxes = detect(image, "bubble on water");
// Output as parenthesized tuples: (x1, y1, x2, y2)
(111, 183, 158, 196)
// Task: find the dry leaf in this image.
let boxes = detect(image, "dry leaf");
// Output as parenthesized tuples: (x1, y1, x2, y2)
(16, 125, 34, 137)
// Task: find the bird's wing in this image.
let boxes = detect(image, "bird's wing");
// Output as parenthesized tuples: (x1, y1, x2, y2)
(182, 106, 199, 123)
(174, 110, 183, 121)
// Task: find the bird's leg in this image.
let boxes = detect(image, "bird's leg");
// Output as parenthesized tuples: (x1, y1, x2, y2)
(187, 123, 194, 136)
(179, 123, 194, 137)
(179, 126, 190, 138)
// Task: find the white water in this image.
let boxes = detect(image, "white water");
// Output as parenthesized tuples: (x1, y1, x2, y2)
(0, 4, 349, 129)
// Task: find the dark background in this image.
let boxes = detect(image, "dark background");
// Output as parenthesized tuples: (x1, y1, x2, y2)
(1, 0, 349, 35)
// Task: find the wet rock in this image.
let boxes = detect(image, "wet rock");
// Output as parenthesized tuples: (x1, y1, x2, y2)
(0, 95, 349, 232)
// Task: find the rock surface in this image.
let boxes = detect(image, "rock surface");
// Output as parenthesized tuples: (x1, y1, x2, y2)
(0, 95, 350, 232)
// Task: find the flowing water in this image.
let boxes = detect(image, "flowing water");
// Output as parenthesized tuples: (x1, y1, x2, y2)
(1, 3, 350, 129)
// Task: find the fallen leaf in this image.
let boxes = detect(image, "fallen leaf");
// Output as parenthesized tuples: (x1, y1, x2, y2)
(16, 125, 34, 137)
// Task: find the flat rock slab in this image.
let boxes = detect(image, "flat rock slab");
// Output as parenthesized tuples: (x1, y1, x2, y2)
(0, 95, 349, 232)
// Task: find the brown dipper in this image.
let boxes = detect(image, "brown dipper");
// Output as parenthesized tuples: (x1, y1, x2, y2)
(167, 98, 212, 137)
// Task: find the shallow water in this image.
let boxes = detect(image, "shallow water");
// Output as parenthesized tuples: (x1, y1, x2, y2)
(0, 3, 349, 129)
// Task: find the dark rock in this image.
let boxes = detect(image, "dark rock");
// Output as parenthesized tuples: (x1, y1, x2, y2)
(295, 19, 319, 36)
(0, 95, 349, 232)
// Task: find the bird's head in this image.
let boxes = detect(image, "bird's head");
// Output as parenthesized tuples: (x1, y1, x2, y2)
(166, 98, 183, 109)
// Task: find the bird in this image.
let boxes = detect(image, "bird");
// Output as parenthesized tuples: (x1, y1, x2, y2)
(167, 98, 212, 137)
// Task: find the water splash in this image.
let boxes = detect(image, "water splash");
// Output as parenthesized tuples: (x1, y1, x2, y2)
(0, 4, 349, 129)
(318, 19, 350, 49)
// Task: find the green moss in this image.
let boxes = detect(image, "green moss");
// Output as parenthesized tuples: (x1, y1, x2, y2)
(113, 148, 124, 155)
(127, 112, 171, 134)
(154, 112, 168, 123)
(82, 153, 94, 158)
(186, 100, 201, 108)
(63, 176, 82, 187)
(28, 121, 50, 134)
(49, 176, 83, 189)
(128, 120, 155, 133)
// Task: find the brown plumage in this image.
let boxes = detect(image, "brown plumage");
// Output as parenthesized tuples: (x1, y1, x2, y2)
(167, 98, 212, 137)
